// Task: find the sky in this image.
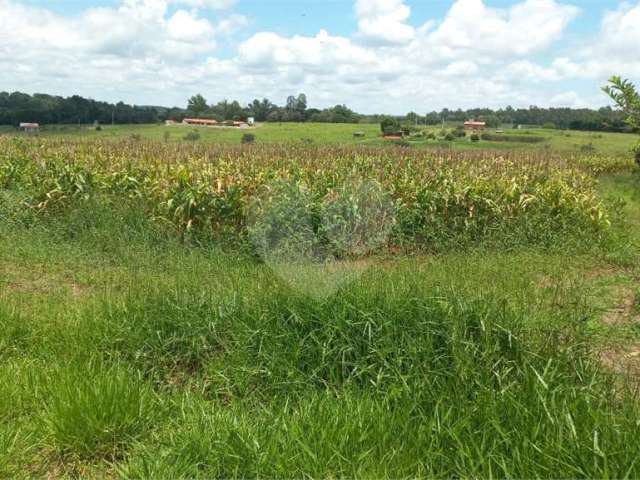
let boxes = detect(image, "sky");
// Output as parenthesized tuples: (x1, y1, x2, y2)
(1, 0, 639, 113)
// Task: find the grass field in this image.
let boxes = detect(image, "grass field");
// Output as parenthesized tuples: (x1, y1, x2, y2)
(1, 130, 640, 477)
(1, 122, 638, 156)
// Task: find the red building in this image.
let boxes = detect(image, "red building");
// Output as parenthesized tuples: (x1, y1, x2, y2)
(182, 118, 218, 126)
(463, 120, 486, 132)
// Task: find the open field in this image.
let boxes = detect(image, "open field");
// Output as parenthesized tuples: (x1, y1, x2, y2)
(1, 134, 640, 477)
(1, 122, 638, 156)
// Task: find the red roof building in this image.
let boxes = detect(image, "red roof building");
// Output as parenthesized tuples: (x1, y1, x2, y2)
(463, 120, 486, 131)
(19, 122, 40, 132)
(182, 118, 218, 126)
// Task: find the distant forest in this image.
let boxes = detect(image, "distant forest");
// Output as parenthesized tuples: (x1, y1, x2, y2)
(0, 90, 635, 133)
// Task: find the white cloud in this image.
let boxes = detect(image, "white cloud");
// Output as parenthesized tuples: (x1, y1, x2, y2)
(541, 1, 640, 82)
(355, 0, 415, 46)
(440, 60, 479, 77)
(167, 10, 214, 43)
(0, 0, 604, 112)
(598, 1, 640, 57)
(171, 0, 237, 9)
(425, 0, 580, 57)
(501, 60, 560, 82)
(0, 0, 228, 60)
(549, 91, 584, 107)
(238, 30, 378, 73)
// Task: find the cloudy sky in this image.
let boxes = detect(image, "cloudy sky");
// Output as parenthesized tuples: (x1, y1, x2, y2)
(1, 0, 639, 113)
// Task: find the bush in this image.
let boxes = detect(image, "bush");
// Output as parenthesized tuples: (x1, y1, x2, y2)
(425, 132, 436, 140)
(183, 131, 200, 142)
(402, 124, 421, 136)
(95, 125, 102, 132)
(632, 142, 640, 167)
(380, 117, 399, 135)
(444, 133, 455, 141)
(453, 126, 466, 138)
(470, 134, 480, 142)
(241, 133, 256, 144)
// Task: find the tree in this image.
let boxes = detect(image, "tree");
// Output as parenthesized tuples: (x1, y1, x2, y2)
(282, 93, 307, 121)
(295, 93, 307, 115)
(187, 94, 208, 117)
(603, 76, 640, 130)
(248, 98, 275, 121)
(603, 76, 640, 164)
(285, 95, 297, 111)
(209, 99, 246, 120)
(406, 111, 419, 124)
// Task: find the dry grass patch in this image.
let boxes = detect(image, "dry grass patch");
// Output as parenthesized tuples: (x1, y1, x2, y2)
(0, 263, 88, 299)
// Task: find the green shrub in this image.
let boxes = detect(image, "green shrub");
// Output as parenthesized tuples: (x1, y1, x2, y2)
(380, 117, 401, 136)
(444, 132, 455, 141)
(241, 133, 256, 144)
(470, 133, 480, 142)
(632, 142, 640, 167)
(183, 131, 200, 142)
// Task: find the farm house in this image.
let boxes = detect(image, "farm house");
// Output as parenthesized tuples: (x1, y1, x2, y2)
(19, 122, 40, 133)
(463, 120, 486, 132)
(182, 118, 219, 126)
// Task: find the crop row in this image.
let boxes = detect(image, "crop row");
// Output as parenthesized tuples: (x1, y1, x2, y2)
(0, 137, 616, 253)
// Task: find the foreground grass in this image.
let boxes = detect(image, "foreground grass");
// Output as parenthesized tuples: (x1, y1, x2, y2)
(1, 172, 640, 477)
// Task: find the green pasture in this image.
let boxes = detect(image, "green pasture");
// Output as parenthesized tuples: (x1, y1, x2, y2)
(1, 122, 637, 156)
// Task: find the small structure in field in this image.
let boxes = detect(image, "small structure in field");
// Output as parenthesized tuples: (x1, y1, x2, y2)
(183, 118, 218, 127)
(247, 117, 255, 126)
(353, 131, 365, 138)
(19, 122, 40, 133)
(463, 120, 486, 133)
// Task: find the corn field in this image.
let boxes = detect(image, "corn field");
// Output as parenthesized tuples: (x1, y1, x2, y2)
(0, 137, 618, 252)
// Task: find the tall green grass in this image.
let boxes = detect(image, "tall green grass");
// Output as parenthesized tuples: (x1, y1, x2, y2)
(42, 363, 155, 460)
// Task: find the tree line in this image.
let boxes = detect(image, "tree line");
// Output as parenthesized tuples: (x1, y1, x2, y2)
(0, 91, 159, 125)
(0, 89, 636, 133)
(416, 106, 632, 132)
(184, 93, 360, 123)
